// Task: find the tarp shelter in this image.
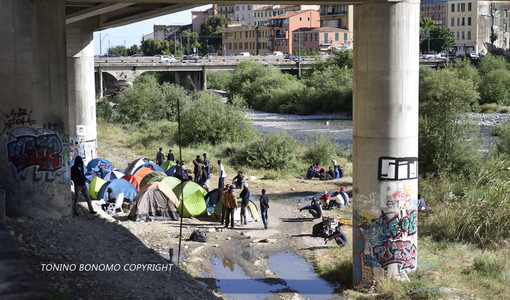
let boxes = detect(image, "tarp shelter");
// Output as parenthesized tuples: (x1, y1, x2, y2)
(86, 158, 114, 174)
(173, 181, 208, 218)
(97, 178, 138, 202)
(134, 162, 164, 174)
(128, 182, 180, 222)
(139, 171, 167, 190)
(133, 167, 155, 188)
(125, 157, 151, 175)
(160, 176, 181, 190)
(122, 174, 139, 191)
(160, 160, 176, 172)
(104, 169, 125, 181)
(213, 199, 260, 223)
(88, 176, 107, 199)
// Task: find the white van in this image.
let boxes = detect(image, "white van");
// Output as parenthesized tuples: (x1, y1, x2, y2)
(238, 52, 251, 56)
(271, 51, 284, 56)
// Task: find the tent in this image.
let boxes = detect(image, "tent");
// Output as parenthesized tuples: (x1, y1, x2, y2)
(160, 160, 176, 172)
(173, 181, 208, 218)
(165, 165, 177, 176)
(133, 167, 155, 187)
(160, 176, 181, 190)
(86, 158, 114, 174)
(139, 171, 167, 190)
(134, 162, 164, 174)
(97, 178, 138, 202)
(103, 169, 125, 181)
(212, 199, 260, 223)
(122, 174, 139, 191)
(124, 157, 151, 175)
(128, 182, 180, 222)
(204, 188, 221, 207)
(88, 176, 107, 199)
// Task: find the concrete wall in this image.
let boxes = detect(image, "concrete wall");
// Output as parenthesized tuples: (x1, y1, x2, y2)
(0, 0, 71, 218)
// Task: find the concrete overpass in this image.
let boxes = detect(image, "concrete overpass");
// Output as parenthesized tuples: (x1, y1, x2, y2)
(1, 0, 420, 289)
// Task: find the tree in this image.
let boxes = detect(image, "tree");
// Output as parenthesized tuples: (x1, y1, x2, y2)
(141, 39, 163, 56)
(199, 15, 228, 54)
(180, 30, 200, 55)
(108, 45, 128, 56)
(127, 45, 140, 56)
(419, 67, 480, 176)
(419, 17, 455, 53)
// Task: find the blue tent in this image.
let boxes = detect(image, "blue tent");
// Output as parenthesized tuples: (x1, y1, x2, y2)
(134, 163, 164, 173)
(165, 165, 177, 176)
(103, 169, 125, 181)
(97, 178, 138, 202)
(86, 158, 114, 174)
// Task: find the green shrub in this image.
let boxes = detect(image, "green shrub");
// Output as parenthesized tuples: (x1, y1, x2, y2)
(231, 132, 300, 170)
(206, 70, 233, 91)
(304, 134, 339, 166)
(493, 121, 510, 155)
(178, 91, 256, 146)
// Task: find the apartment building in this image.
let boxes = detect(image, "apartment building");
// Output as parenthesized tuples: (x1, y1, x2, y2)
(447, 0, 510, 55)
(214, 4, 235, 23)
(319, 5, 354, 31)
(234, 4, 266, 25)
(270, 10, 321, 54)
(291, 27, 351, 54)
(421, 0, 448, 26)
(254, 5, 319, 27)
(222, 24, 271, 55)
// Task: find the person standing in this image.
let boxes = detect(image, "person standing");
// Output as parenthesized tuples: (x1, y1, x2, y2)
(218, 160, 226, 189)
(156, 147, 165, 166)
(224, 185, 238, 228)
(71, 156, 96, 216)
(239, 183, 251, 225)
(192, 155, 203, 183)
(259, 189, 269, 229)
(167, 149, 175, 162)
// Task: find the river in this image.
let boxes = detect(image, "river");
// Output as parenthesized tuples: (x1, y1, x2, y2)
(245, 110, 509, 153)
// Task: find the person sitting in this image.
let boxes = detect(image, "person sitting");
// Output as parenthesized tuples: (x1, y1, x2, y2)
(339, 187, 349, 206)
(101, 188, 116, 212)
(338, 166, 344, 178)
(328, 167, 335, 179)
(324, 225, 348, 246)
(299, 197, 322, 219)
(232, 171, 244, 189)
(319, 191, 331, 209)
(306, 165, 317, 179)
(334, 166, 340, 179)
(418, 194, 433, 214)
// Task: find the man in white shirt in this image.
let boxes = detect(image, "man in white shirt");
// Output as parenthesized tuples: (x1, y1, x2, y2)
(218, 160, 226, 190)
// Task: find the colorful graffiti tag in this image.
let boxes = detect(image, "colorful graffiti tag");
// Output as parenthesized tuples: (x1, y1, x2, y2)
(7, 127, 63, 181)
(373, 240, 417, 270)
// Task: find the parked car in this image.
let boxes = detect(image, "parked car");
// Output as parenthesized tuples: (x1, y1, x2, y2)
(284, 54, 298, 60)
(271, 51, 284, 56)
(421, 51, 440, 59)
(183, 54, 200, 62)
(160, 55, 176, 62)
(238, 52, 251, 57)
(130, 54, 142, 57)
(224, 53, 235, 57)
(203, 53, 218, 59)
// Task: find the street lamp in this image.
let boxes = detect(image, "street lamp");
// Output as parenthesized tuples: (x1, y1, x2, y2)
(99, 33, 109, 56)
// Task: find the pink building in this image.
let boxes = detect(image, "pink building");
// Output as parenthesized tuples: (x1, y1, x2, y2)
(291, 27, 352, 54)
(269, 10, 320, 54)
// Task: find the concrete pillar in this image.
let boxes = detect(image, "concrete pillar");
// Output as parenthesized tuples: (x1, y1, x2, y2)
(67, 24, 97, 164)
(352, 0, 420, 288)
(0, 0, 71, 218)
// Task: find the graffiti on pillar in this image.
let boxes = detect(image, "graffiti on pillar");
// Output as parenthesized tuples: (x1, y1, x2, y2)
(380, 181, 417, 209)
(373, 240, 417, 270)
(378, 157, 418, 181)
(6, 127, 64, 182)
(0, 108, 37, 135)
(69, 137, 86, 159)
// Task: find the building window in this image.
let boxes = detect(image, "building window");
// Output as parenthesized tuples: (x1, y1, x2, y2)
(324, 33, 329, 42)
(457, 31, 460, 39)
(462, 17, 465, 26)
(468, 3, 472, 11)
(344, 33, 348, 43)
(335, 32, 339, 41)
(457, 18, 460, 26)
(245, 42, 248, 49)
(462, 31, 465, 40)
(468, 17, 471, 26)
(467, 31, 471, 39)
(451, 18, 455, 26)
(234, 43, 237, 49)
(307, 17, 310, 21)
(451, 3, 455, 12)
(461, 3, 465, 11)
(457, 3, 460, 12)
(299, 17, 302, 21)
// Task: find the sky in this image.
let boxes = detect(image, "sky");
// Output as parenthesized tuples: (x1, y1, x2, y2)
(93, 5, 211, 55)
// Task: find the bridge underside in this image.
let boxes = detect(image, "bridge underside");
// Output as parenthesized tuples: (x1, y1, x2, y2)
(2, 0, 419, 289)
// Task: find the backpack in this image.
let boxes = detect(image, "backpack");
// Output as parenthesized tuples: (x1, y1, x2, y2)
(190, 229, 208, 242)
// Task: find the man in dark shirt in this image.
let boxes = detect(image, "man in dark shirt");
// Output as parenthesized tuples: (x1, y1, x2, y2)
(239, 183, 251, 225)
(71, 156, 96, 216)
(156, 147, 165, 166)
(259, 189, 269, 229)
(167, 149, 175, 161)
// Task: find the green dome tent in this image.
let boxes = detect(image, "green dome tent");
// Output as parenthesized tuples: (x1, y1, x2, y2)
(139, 171, 167, 190)
(160, 176, 181, 190)
(173, 181, 208, 218)
(160, 160, 176, 172)
(88, 176, 107, 199)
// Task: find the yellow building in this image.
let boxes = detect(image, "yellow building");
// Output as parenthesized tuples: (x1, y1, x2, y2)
(222, 24, 271, 55)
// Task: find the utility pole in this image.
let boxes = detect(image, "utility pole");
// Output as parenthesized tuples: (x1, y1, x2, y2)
(298, 28, 301, 78)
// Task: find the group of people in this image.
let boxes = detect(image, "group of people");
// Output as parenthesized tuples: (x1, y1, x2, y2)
(217, 183, 270, 230)
(306, 164, 344, 180)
